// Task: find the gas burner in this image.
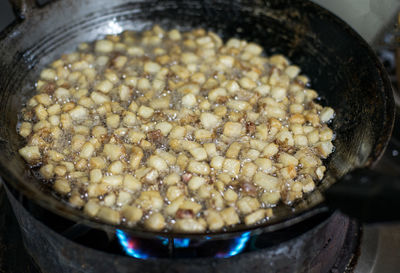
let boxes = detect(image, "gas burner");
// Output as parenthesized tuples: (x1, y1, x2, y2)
(115, 230, 252, 259)
(0, 185, 360, 273)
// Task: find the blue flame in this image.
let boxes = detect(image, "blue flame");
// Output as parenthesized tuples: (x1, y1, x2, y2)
(174, 238, 191, 248)
(215, 231, 251, 258)
(158, 237, 192, 248)
(116, 229, 150, 259)
(116, 229, 251, 259)
(157, 236, 169, 246)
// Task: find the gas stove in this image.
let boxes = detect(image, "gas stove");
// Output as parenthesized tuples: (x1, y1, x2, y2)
(0, 186, 361, 273)
(0, 1, 400, 273)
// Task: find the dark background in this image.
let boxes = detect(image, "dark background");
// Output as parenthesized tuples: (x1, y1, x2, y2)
(0, 0, 14, 30)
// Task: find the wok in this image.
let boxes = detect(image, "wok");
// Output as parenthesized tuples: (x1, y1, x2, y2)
(0, 0, 395, 244)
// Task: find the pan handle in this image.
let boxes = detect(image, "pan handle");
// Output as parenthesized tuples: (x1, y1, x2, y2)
(8, 0, 37, 19)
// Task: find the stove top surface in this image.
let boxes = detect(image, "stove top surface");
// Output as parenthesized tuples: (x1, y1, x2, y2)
(0, 186, 41, 273)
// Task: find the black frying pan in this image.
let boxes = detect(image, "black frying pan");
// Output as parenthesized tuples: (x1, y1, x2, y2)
(0, 0, 395, 243)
